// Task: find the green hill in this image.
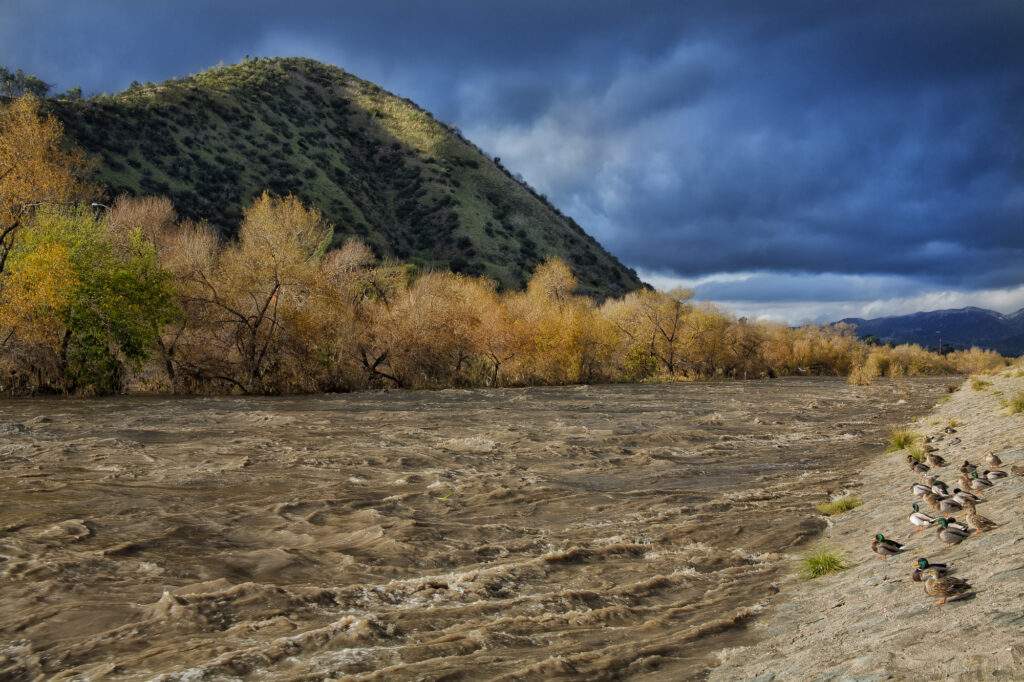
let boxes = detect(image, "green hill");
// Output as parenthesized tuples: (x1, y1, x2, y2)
(46, 57, 643, 298)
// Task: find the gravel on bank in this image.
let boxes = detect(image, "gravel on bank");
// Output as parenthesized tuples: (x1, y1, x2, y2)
(711, 370, 1024, 681)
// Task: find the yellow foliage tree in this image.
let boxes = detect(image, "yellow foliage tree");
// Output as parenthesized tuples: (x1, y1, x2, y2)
(0, 95, 92, 275)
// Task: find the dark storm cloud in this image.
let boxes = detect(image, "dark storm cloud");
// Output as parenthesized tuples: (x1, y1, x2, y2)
(1, 1, 1022, 318)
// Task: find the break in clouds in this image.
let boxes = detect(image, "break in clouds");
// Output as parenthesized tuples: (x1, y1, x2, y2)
(3, 0, 1022, 323)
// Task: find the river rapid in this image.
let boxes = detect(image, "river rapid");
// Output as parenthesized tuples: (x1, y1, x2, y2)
(0, 378, 949, 680)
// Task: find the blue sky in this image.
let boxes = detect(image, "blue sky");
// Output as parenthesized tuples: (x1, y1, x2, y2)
(2, 1, 1022, 322)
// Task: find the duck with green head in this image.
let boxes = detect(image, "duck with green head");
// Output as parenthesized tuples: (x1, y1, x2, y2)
(936, 517, 970, 545)
(915, 557, 950, 577)
(871, 533, 905, 559)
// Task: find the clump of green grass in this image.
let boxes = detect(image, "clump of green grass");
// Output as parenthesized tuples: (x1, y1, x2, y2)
(906, 444, 926, 463)
(799, 548, 849, 579)
(947, 419, 960, 428)
(885, 429, 919, 452)
(1006, 392, 1024, 415)
(970, 378, 992, 391)
(816, 496, 863, 516)
(937, 395, 952, 404)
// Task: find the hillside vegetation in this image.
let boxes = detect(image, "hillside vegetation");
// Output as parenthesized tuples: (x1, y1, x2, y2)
(44, 57, 642, 298)
(0, 93, 1009, 396)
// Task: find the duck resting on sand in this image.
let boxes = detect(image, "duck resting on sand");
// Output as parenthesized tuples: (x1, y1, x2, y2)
(938, 496, 962, 513)
(961, 499, 999, 533)
(950, 488, 984, 505)
(983, 469, 1008, 481)
(910, 503, 936, 531)
(960, 460, 978, 475)
(912, 571, 973, 605)
(911, 483, 932, 497)
(936, 517, 971, 546)
(922, 492, 944, 512)
(986, 452, 1002, 467)
(872, 533, 905, 559)
(907, 456, 930, 474)
(916, 557, 950, 577)
(926, 452, 947, 467)
(1010, 464, 1024, 476)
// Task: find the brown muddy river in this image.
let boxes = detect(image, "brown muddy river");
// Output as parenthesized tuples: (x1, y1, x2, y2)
(0, 378, 948, 680)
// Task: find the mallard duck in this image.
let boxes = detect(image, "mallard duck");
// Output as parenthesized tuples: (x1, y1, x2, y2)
(916, 557, 950, 577)
(1011, 463, 1024, 476)
(936, 517, 970, 545)
(943, 426, 957, 434)
(926, 452, 947, 467)
(907, 455, 930, 474)
(950, 488, 984, 505)
(911, 483, 931, 497)
(960, 460, 978, 475)
(961, 499, 998, 533)
(948, 437, 962, 446)
(983, 469, 1008, 481)
(872, 533, 905, 559)
(945, 517, 970, 532)
(922, 492, 944, 511)
(931, 480, 949, 496)
(964, 473, 993, 491)
(910, 503, 936, 531)
(986, 452, 1002, 467)
(912, 572, 973, 605)
(938, 496, 962, 513)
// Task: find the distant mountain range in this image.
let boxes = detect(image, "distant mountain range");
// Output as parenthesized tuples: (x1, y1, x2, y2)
(838, 307, 1024, 356)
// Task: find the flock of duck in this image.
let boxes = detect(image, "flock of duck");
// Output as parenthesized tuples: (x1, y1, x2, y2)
(870, 425, 1022, 605)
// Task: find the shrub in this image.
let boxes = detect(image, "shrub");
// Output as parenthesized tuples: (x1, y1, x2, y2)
(799, 548, 848, 579)
(886, 429, 918, 452)
(971, 378, 992, 391)
(816, 496, 863, 516)
(1007, 393, 1024, 415)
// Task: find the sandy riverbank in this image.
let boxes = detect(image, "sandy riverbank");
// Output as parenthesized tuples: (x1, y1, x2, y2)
(712, 370, 1024, 681)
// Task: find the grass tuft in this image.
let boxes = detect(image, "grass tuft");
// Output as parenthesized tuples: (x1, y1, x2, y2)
(799, 548, 849, 579)
(816, 496, 863, 516)
(906, 445, 926, 462)
(1007, 392, 1024, 415)
(970, 378, 992, 391)
(885, 429, 919, 452)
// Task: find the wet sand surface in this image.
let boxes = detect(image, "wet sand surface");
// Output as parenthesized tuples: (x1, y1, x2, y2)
(0, 378, 949, 680)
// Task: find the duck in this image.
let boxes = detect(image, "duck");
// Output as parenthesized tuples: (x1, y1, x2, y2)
(961, 499, 999, 533)
(945, 517, 970, 532)
(986, 452, 1002, 467)
(962, 473, 992, 491)
(938, 496, 962, 514)
(871, 533, 905, 559)
(926, 452, 947, 467)
(931, 480, 949, 496)
(916, 557, 951, 577)
(943, 426, 958, 434)
(910, 503, 936, 531)
(950, 488, 984, 505)
(1011, 464, 1024, 476)
(960, 460, 979, 475)
(936, 517, 971, 546)
(911, 483, 932, 497)
(912, 571, 973, 605)
(907, 456, 930, 474)
(983, 469, 1008, 481)
(922, 492, 944, 512)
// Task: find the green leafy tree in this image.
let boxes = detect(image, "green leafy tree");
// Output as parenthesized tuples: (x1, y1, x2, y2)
(0, 206, 178, 394)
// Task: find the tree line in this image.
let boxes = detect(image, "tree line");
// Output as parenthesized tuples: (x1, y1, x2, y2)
(0, 95, 1008, 395)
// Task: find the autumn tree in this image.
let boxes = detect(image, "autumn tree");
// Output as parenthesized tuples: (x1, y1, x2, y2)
(0, 95, 92, 276)
(0, 206, 177, 394)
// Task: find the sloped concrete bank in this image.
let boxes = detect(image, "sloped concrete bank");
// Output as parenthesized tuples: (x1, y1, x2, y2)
(712, 370, 1024, 681)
